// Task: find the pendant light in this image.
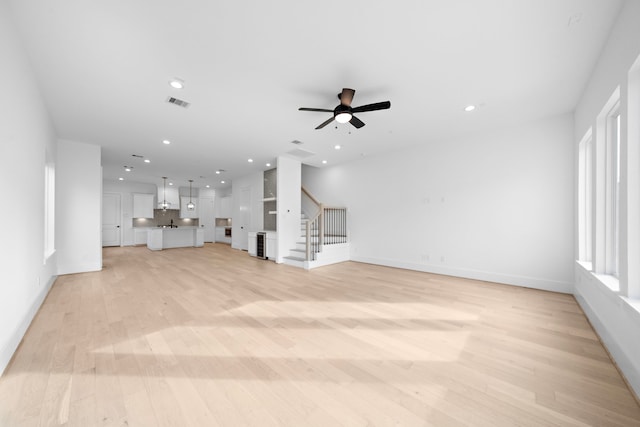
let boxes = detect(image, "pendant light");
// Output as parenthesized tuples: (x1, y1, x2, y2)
(187, 179, 195, 211)
(161, 176, 170, 211)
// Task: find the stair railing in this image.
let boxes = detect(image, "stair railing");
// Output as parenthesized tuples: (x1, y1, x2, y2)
(302, 187, 347, 261)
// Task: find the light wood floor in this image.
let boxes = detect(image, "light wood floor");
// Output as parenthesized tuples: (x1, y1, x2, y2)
(1, 244, 639, 426)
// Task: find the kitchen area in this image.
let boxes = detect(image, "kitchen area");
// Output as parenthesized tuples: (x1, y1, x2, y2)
(129, 179, 205, 250)
(103, 164, 285, 258)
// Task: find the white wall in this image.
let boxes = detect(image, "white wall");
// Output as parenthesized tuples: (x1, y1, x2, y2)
(303, 113, 574, 293)
(573, 0, 640, 397)
(0, 0, 58, 375)
(276, 156, 302, 263)
(56, 140, 102, 274)
(231, 172, 263, 250)
(103, 180, 157, 246)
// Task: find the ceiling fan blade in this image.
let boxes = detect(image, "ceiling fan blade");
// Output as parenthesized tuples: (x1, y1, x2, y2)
(350, 115, 365, 129)
(315, 116, 335, 129)
(339, 88, 355, 107)
(299, 107, 333, 112)
(352, 101, 391, 113)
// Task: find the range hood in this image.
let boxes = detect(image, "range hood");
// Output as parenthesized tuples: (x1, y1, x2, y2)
(157, 186, 180, 209)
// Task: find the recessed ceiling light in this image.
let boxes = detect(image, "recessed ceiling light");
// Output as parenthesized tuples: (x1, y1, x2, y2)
(248, 158, 253, 163)
(266, 163, 271, 167)
(322, 160, 327, 164)
(118, 177, 124, 181)
(144, 159, 151, 163)
(124, 166, 132, 172)
(169, 182, 173, 186)
(162, 139, 171, 145)
(464, 105, 476, 112)
(169, 78, 184, 89)
(221, 180, 225, 184)
(205, 185, 210, 188)
(216, 170, 221, 174)
(334, 144, 341, 150)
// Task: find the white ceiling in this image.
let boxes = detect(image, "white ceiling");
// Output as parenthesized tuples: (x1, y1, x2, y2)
(9, 0, 622, 190)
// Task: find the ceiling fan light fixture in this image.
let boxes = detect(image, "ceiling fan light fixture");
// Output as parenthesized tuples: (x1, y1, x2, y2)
(335, 112, 352, 123)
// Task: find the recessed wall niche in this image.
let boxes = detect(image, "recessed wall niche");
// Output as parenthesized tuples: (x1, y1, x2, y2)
(263, 168, 277, 231)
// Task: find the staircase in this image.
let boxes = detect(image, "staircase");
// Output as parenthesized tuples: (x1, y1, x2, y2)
(282, 214, 316, 268)
(282, 188, 350, 270)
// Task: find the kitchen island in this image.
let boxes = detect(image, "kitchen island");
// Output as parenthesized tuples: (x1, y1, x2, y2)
(147, 227, 204, 251)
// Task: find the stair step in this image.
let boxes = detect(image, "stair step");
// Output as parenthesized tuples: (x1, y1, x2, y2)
(283, 256, 305, 268)
(289, 249, 306, 257)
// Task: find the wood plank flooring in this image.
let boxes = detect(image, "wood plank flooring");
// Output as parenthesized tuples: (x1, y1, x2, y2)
(1, 243, 639, 426)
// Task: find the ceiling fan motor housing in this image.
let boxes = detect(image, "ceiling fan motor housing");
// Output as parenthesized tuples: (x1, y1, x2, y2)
(334, 104, 351, 114)
(334, 104, 352, 122)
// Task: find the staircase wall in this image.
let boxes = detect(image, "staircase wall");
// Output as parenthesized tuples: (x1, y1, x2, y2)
(276, 156, 301, 263)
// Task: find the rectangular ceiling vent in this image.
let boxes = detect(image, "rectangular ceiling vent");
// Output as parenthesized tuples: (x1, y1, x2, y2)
(166, 96, 190, 108)
(286, 148, 315, 159)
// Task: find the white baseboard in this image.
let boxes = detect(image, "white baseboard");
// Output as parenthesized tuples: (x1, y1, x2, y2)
(0, 275, 56, 376)
(351, 255, 573, 294)
(57, 262, 102, 276)
(573, 266, 640, 400)
(308, 244, 350, 269)
(574, 292, 640, 399)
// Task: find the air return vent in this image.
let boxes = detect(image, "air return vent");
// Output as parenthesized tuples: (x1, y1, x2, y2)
(166, 96, 190, 108)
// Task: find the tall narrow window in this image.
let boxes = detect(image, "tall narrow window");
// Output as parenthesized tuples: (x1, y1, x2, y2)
(578, 130, 593, 264)
(44, 162, 55, 261)
(606, 103, 621, 277)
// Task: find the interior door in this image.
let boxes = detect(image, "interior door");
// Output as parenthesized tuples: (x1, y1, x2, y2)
(102, 193, 121, 247)
(237, 187, 251, 250)
(199, 197, 215, 242)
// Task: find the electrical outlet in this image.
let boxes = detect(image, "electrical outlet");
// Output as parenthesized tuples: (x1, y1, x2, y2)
(440, 256, 445, 263)
(421, 254, 429, 262)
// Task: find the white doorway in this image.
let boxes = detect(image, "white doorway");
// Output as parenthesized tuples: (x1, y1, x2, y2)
(199, 197, 215, 242)
(102, 193, 121, 247)
(237, 186, 251, 250)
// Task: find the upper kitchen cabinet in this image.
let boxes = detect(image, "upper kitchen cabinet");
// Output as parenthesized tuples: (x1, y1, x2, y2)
(132, 193, 154, 218)
(180, 196, 199, 219)
(217, 195, 232, 218)
(157, 186, 179, 209)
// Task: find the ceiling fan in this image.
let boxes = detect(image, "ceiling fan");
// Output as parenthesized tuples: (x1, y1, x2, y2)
(299, 88, 391, 129)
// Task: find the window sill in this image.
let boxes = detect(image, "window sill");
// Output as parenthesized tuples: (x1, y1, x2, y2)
(43, 249, 56, 265)
(577, 260, 592, 271)
(575, 260, 640, 320)
(576, 260, 620, 292)
(592, 273, 620, 292)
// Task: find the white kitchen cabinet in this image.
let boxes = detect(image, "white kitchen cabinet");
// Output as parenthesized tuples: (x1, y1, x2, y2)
(157, 187, 179, 209)
(266, 232, 277, 259)
(248, 231, 257, 256)
(134, 228, 149, 245)
(215, 227, 231, 244)
(218, 196, 232, 218)
(180, 196, 199, 219)
(133, 193, 154, 218)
